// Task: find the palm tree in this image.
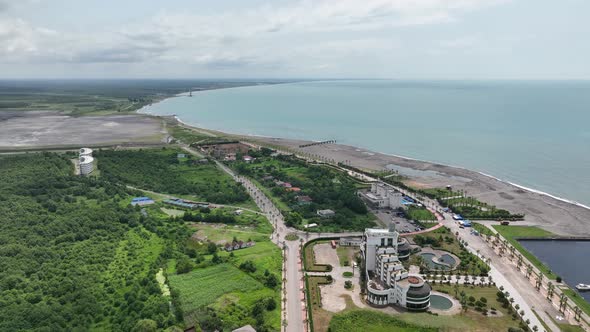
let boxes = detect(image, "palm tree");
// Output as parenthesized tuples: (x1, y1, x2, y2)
(559, 293, 568, 313)
(535, 274, 543, 291)
(573, 306, 582, 321)
(526, 263, 533, 279)
(547, 282, 555, 302)
(508, 246, 516, 260)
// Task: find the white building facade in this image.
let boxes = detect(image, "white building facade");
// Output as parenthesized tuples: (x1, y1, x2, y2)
(362, 224, 430, 310)
(360, 182, 403, 209)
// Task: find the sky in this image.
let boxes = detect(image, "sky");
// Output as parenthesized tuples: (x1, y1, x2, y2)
(0, 0, 589, 79)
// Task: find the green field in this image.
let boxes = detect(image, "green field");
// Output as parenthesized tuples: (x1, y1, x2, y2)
(406, 206, 436, 221)
(329, 310, 436, 332)
(169, 263, 263, 310)
(492, 225, 557, 279)
(169, 221, 282, 331)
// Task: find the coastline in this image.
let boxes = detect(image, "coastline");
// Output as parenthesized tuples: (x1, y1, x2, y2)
(137, 95, 590, 237)
(141, 96, 590, 212)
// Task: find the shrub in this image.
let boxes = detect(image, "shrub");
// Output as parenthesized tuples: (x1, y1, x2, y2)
(239, 260, 257, 273)
(265, 297, 277, 311)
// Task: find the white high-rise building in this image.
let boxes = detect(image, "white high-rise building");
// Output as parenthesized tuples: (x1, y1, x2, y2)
(362, 223, 430, 310)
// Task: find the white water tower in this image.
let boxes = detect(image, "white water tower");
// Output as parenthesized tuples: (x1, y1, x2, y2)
(79, 156, 94, 175)
(79, 148, 94, 175)
(80, 148, 93, 157)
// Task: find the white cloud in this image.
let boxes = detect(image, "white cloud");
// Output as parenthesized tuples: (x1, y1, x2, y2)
(0, 0, 511, 75)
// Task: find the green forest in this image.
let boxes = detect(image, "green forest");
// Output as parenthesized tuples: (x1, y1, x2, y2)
(97, 148, 251, 205)
(0, 153, 173, 331)
(0, 151, 280, 331)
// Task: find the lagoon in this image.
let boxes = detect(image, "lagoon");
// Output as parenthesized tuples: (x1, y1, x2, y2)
(519, 240, 590, 303)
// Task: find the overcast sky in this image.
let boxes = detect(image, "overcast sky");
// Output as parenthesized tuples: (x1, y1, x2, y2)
(1, 0, 589, 79)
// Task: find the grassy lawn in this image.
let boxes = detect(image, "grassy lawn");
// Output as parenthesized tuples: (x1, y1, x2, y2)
(473, 222, 494, 237)
(161, 207, 185, 216)
(406, 206, 436, 221)
(330, 310, 436, 332)
(492, 225, 557, 279)
(336, 246, 357, 267)
(169, 263, 262, 311)
(562, 288, 590, 317)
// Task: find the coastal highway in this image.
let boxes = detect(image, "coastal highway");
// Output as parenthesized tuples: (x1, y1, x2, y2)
(214, 157, 306, 332)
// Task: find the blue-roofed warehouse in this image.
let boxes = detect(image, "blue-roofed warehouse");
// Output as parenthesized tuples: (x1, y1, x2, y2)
(131, 197, 155, 206)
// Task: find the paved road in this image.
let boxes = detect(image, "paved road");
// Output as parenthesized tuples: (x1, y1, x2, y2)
(211, 147, 558, 332)
(357, 177, 556, 332)
(214, 159, 306, 332)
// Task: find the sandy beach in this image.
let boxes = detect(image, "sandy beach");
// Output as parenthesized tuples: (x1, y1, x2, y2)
(244, 136, 590, 237)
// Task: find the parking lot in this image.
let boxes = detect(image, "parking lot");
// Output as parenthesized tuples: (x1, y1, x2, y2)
(369, 208, 425, 234)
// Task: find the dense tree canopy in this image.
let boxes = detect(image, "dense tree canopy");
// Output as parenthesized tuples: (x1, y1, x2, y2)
(97, 148, 251, 204)
(0, 153, 174, 331)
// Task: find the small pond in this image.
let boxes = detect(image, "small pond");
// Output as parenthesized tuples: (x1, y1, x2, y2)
(430, 294, 453, 310)
(420, 253, 456, 271)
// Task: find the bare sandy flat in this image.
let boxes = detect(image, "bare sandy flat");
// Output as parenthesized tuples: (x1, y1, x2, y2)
(251, 136, 590, 237)
(0, 112, 164, 149)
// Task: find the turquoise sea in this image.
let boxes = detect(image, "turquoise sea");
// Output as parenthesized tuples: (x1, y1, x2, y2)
(142, 80, 590, 208)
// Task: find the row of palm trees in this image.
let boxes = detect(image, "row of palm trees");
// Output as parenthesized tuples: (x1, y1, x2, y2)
(484, 232, 588, 325)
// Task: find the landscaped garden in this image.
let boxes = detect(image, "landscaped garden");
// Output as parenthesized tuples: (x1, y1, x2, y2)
(409, 227, 490, 276)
